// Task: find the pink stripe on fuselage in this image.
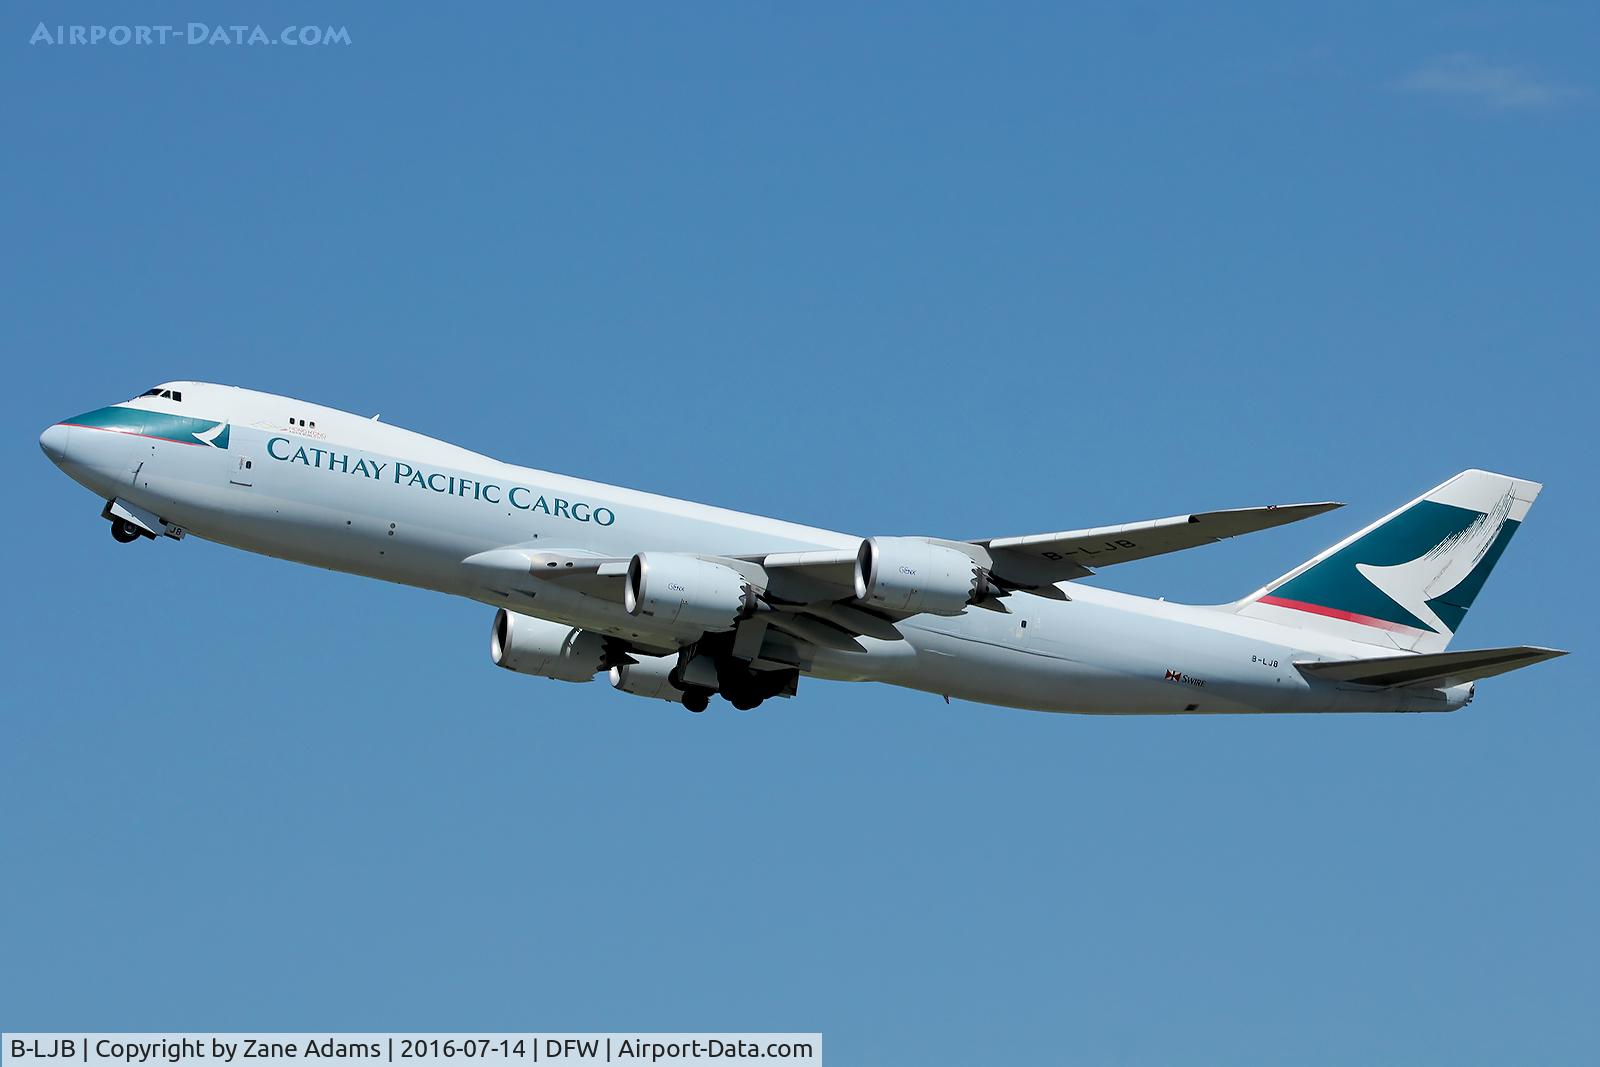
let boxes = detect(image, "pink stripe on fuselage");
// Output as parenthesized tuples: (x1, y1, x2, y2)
(1256, 594, 1427, 634)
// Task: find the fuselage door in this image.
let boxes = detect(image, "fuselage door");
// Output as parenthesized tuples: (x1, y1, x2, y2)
(229, 454, 255, 487)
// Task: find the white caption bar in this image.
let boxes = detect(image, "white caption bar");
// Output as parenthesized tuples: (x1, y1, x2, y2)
(4, 1036, 821, 1067)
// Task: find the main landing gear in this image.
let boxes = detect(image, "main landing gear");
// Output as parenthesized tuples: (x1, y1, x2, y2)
(672, 645, 800, 714)
(679, 687, 758, 713)
(110, 517, 143, 543)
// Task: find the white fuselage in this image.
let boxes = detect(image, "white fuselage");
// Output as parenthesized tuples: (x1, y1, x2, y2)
(40, 383, 1469, 714)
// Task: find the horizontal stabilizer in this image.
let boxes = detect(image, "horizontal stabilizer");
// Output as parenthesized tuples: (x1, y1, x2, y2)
(1296, 645, 1566, 689)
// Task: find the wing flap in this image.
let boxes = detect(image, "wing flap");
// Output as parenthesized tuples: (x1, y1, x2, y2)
(765, 612, 866, 652)
(1296, 645, 1566, 689)
(801, 602, 906, 641)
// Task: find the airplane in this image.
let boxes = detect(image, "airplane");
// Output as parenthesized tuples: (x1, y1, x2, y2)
(39, 382, 1565, 715)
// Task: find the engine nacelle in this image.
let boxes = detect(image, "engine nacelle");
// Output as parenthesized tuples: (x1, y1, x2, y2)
(854, 537, 989, 616)
(490, 608, 606, 682)
(609, 656, 682, 702)
(624, 553, 757, 633)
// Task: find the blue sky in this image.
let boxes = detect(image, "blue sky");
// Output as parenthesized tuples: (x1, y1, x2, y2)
(3, 3, 1596, 1062)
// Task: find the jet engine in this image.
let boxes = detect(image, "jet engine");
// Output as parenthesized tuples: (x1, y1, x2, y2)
(854, 536, 991, 616)
(609, 656, 683, 702)
(490, 608, 607, 682)
(624, 553, 758, 633)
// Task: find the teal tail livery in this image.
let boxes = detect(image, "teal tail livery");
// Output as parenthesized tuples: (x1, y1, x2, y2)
(1232, 469, 1539, 654)
(38, 383, 1566, 715)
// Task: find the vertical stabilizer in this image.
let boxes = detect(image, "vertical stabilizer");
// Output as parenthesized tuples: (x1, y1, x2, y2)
(1231, 470, 1540, 653)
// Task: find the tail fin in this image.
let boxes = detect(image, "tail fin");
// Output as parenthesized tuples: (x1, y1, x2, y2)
(1231, 470, 1541, 653)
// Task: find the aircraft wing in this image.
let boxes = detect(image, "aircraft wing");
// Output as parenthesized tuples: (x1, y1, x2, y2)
(463, 545, 895, 652)
(970, 501, 1343, 587)
(462, 499, 1342, 651)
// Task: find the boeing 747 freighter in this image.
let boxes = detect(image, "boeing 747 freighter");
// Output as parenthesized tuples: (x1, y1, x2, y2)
(40, 383, 1564, 713)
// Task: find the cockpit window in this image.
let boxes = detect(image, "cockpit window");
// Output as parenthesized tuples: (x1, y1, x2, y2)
(142, 388, 162, 397)
(140, 387, 183, 402)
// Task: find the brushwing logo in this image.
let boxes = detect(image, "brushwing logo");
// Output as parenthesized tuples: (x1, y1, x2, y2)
(1354, 490, 1515, 636)
(192, 421, 230, 448)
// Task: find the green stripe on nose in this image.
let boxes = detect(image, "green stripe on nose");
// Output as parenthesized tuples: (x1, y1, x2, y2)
(62, 406, 229, 449)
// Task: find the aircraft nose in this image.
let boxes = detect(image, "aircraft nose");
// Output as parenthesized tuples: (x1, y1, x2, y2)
(39, 423, 72, 465)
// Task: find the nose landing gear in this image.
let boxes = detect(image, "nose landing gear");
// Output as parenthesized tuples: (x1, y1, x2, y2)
(101, 499, 182, 543)
(110, 517, 144, 543)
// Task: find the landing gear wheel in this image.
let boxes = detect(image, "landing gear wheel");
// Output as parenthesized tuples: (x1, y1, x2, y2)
(729, 694, 763, 711)
(682, 690, 710, 713)
(110, 518, 142, 543)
